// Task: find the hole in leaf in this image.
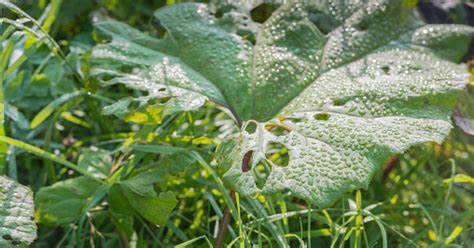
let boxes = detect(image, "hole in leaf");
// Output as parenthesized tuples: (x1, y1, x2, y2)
(254, 160, 271, 190)
(147, 98, 159, 105)
(241, 150, 253, 172)
(307, 10, 338, 35)
(214, 10, 224, 18)
(158, 96, 171, 103)
(287, 117, 304, 123)
(98, 74, 113, 81)
(100, 37, 112, 43)
(1, 234, 19, 245)
(128, 100, 140, 110)
(265, 124, 290, 136)
(354, 20, 369, 31)
(236, 29, 256, 45)
(251, 3, 275, 23)
(314, 112, 330, 121)
(151, 18, 168, 38)
(333, 98, 348, 106)
(2, 234, 12, 241)
(265, 142, 289, 167)
(245, 122, 257, 134)
(120, 65, 134, 74)
(381, 66, 390, 74)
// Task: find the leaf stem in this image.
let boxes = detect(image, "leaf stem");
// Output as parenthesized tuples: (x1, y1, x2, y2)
(215, 150, 252, 247)
(215, 191, 235, 248)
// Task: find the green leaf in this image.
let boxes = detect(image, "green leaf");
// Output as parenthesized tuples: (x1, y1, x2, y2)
(91, 1, 423, 122)
(77, 147, 112, 179)
(91, 19, 222, 122)
(101, 98, 132, 118)
(35, 176, 101, 225)
(118, 181, 177, 226)
(91, 1, 471, 206)
(0, 176, 36, 246)
(225, 47, 468, 206)
(108, 184, 134, 237)
(411, 24, 474, 63)
(5, 104, 29, 130)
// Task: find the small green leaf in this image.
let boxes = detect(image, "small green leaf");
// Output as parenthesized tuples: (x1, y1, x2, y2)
(119, 183, 177, 226)
(5, 104, 29, 130)
(35, 176, 101, 225)
(0, 176, 36, 246)
(114, 171, 178, 226)
(77, 147, 112, 179)
(108, 184, 134, 237)
(102, 98, 132, 118)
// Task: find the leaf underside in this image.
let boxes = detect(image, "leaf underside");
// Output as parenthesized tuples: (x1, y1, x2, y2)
(0, 176, 36, 246)
(91, 0, 472, 206)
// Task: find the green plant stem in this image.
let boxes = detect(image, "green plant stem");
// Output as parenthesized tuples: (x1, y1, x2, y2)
(354, 190, 363, 248)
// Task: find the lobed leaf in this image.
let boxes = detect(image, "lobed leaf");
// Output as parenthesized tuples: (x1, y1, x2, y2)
(91, 0, 472, 206)
(113, 173, 178, 226)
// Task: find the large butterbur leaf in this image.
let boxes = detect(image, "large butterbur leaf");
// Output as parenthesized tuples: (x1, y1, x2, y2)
(0, 176, 36, 246)
(91, 0, 472, 206)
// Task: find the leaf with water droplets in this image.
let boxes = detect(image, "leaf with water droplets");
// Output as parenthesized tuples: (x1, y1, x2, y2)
(221, 2, 471, 206)
(412, 24, 474, 62)
(0, 176, 36, 246)
(91, 1, 471, 206)
(226, 48, 468, 206)
(91, 19, 226, 121)
(92, 1, 415, 121)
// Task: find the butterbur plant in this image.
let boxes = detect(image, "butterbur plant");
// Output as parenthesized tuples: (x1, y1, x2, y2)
(93, 0, 471, 213)
(0, 0, 473, 247)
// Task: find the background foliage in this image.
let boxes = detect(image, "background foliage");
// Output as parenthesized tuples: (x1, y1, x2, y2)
(1, 0, 473, 247)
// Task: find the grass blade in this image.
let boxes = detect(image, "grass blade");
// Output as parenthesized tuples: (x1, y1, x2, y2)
(175, 235, 213, 248)
(131, 144, 186, 154)
(30, 91, 82, 129)
(0, 136, 101, 182)
(0, 35, 15, 174)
